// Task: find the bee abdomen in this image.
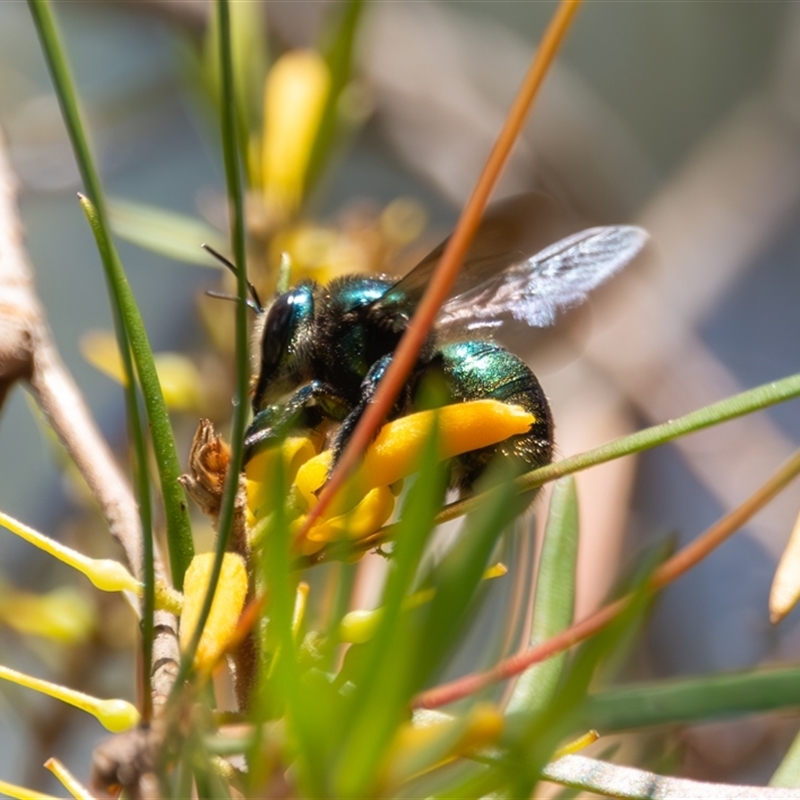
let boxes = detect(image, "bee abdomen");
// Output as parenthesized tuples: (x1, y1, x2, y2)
(436, 341, 553, 494)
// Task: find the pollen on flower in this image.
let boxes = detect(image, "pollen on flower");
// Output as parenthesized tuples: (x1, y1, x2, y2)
(244, 400, 535, 555)
(295, 400, 534, 505)
(245, 435, 318, 527)
(180, 552, 248, 672)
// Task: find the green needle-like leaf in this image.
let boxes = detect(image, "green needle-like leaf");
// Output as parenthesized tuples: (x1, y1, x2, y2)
(334, 427, 448, 797)
(27, 1, 194, 718)
(108, 198, 228, 266)
(438, 371, 800, 525)
(170, 0, 252, 699)
(506, 476, 579, 716)
(502, 564, 654, 798)
(518, 372, 800, 494)
(305, 0, 366, 195)
(582, 664, 800, 732)
(204, 0, 268, 185)
(28, 0, 194, 591)
(414, 460, 526, 690)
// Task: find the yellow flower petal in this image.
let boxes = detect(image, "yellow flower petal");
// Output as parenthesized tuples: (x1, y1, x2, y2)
(305, 485, 396, 543)
(180, 553, 248, 672)
(770, 508, 800, 623)
(338, 608, 379, 645)
(0, 586, 94, 644)
(262, 50, 330, 216)
(385, 703, 503, 787)
(81, 330, 203, 412)
(246, 400, 534, 553)
(246, 436, 319, 524)
(293, 582, 309, 638)
(80, 329, 125, 384)
(295, 400, 535, 510)
(483, 562, 508, 580)
(339, 588, 435, 644)
(360, 400, 534, 487)
(293, 450, 333, 511)
(339, 570, 507, 645)
(553, 729, 600, 758)
(152, 352, 203, 412)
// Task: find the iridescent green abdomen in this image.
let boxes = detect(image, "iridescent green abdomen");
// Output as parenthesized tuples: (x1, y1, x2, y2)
(437, 340, 553, 491)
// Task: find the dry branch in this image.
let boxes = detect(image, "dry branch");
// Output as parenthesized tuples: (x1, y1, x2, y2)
(0, 125, 179, 708)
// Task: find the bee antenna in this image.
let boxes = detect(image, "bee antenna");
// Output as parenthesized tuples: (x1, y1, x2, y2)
(205, 289, 261, 313)
(202, 243, 263, 312)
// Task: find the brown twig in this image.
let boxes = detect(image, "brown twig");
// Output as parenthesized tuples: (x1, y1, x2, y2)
(0, 127, 141, 575)
(542, 754, 800, 799)
(0, 125, 179, 709)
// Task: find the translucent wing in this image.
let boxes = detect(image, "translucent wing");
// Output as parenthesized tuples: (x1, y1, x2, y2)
(437, 225, 648, 332)
(370, 193, 647, 333)
(371, 193, 583, 330)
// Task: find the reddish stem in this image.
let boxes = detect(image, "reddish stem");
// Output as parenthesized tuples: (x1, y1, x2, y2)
(413, 448, 800, 709)
(299, 0, 584, 537)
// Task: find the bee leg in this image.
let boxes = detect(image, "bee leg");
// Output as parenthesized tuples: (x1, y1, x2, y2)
(328, 354, 413, 474)
(244, 381, 350, 462)
(436, 341, 554, 496)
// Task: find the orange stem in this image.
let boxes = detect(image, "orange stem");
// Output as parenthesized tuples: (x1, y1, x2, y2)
(299, 0, 584, 537)
(413, 448, 800, 709)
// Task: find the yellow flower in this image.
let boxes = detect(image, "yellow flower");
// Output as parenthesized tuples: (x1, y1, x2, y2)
(383, 704, 504, 788)
(270, 223, 371, 287)
(0, 586, 94, 644)
(80, 330, 204, 413)
(180, 552, 248, 673)
(262, 51, 330, 218)
(244, 399, 536, 555)
(245, 435, 320, 528)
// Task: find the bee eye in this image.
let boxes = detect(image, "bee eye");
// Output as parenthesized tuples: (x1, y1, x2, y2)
(253, 287, 314, 411)
(261, 293, 295, 373)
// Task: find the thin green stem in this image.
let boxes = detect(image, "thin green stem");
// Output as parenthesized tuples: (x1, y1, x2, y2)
(27, 0, 194, 597)
(170, 0, 251, 693)
(77, 196, 155, 719)
(27, 0, 173, 720)
(581, 664, 800, 731)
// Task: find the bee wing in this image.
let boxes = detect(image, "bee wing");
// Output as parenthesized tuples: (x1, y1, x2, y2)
(372, 193, 582, 329)
(437, 225, 648, 332)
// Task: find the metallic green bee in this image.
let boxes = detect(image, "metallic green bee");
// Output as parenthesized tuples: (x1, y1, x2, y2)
(244, 193, 647, 492)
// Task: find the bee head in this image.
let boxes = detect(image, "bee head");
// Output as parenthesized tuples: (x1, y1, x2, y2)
(252, 284, 316, 411)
